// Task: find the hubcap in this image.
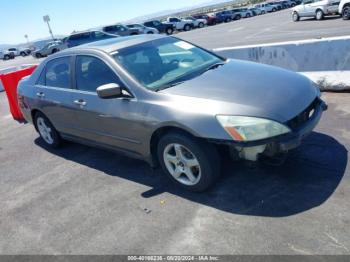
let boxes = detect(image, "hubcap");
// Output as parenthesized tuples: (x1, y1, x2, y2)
(163, 143, 201, 186)
(37, 117, 54, 144)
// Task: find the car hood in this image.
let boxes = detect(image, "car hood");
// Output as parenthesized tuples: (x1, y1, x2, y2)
(160, 60, 318, 123)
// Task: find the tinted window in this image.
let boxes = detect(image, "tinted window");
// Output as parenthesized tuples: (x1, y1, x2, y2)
(69, 32, 90, 40)
(45, 57, 71, 88)
(92, 31, 108, 39)
(75, 56, 121, 92)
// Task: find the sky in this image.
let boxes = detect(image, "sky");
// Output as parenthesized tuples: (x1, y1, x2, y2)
(0, 0, 215, 45)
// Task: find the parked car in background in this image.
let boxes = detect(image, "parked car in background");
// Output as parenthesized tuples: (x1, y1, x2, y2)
(267, 2, 283, 10)
(65, 30, 118, 48)
(19, 48, 31, 56)
(193, 14, 218, 25)
(18, 35, 327, 192)
(292, 0, 340, 21)
(215, 10, 236, 22)
(0, 50, 15, 60)
(32, 41, 67, 58)
(231, 8, 254, 18)
(339, 0, 350, 19)
(249, 7, 266, 15)
(127, 24, 159, 34)
(254, 3, 278, 12)
(183, 16, 207, 28)
(166, 17, 194, 31)
(101, 24, 139, 36)
(7, 48, 20, 56)
(143, 20, 175, 35)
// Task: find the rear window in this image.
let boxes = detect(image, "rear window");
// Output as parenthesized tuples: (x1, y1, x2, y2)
(45, 57, 71, 89)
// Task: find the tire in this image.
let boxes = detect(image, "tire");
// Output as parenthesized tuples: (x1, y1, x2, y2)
(4, 54, 10, 60)
(291, 3, 296, 7)
(184, 24, 191, 31)
(147, 31, 154, 34)
(246, 13, 251, 18)
(36, 53, 42, 58)
(316, 9, 324, 20)
(198, 22, 204, 28)
(34, 112, 61, 148)
(342, 6, 350, 20)
(236, 15, 242, 20)
(262, 10, 266, 14)
(157, 132, 221, 192)
(20, 52, 26, 57)
(272, 8, 277, 12)
(225, 18, 231, 22)
(166, 27, 174, 35)
(51, 48, 58, 54)
(292, 12, 300, 21)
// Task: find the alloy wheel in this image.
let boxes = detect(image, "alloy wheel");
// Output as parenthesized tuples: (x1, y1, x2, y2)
(37, 117, 54, 145)
(163, 143, 201, 186)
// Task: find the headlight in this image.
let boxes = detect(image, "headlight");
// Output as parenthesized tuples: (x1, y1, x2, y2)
(216, 115, 291, 142)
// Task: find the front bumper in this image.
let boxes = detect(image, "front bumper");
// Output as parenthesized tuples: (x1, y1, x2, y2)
(212, 98, 328, 160)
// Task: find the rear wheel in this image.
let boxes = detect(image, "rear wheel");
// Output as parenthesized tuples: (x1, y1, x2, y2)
(147, 31, 154, 34)
(157, 132, 221, 192)
(4, 54, 10, 60)
(198, 22, 204, 28)
(246, 13, 251, 18)
(236, 15, 242, 20)
(20, 52, 26, 57)
(293, 12, 300, 21)
(184, 24, 191, 31)
(316, 10, 324, 20)
(342, 6, 350, 20)
(166, 27, 174, 35)
(225, 17, 231, 22)
(34, 112, 61, 148)
(51, 48, 58, 54)
(272, 7, 277, 12)
(36, 53, 42, 58)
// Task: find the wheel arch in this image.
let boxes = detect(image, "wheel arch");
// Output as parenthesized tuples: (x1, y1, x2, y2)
(149, 125, 201, 167)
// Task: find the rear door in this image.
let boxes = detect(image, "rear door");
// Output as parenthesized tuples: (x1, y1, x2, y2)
(35, 56, 77, 135)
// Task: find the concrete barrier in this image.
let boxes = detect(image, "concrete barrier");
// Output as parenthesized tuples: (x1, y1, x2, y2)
(214, 36, 350, 91)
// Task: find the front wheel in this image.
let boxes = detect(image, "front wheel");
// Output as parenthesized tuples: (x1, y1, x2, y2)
(35, 112, 61, 148)
(20, 52, 26, 57)
(198, 22, 204, 28)
(316, 10, 324, 20)
(4, 54, 10, 60)
(36, 53, 42, 58)
(272, 8, 277, 12)
(157, 132, 220, 192)
(292, 12, 300, 21)
(342, 6, 350, 20)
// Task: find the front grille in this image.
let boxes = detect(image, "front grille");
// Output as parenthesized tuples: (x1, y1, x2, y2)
(286, 98, 319, 130)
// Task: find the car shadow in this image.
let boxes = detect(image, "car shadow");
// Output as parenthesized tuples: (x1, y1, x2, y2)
(35, 131, 347, 217)
(300, 15, 341, 22)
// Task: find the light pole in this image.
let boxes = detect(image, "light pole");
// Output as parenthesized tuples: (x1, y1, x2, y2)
(43, 15, 55, 40)
(24, 34, 29, 44)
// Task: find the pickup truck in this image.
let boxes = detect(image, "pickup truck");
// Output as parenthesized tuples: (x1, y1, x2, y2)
(254, 3, 279, 12)
(339, 0, 350, 19)
(166, 17, 194, 31)
(0, 50, 15, 60)
(143, 20, 175, 35)
(183, 16, 207, 28)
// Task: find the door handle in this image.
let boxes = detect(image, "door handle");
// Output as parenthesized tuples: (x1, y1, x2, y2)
(74, 99, 87, 107)
(36, 92, 45, 98)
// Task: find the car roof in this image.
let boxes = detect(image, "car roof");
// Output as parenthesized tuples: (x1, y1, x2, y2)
(63, 34, 168, 54)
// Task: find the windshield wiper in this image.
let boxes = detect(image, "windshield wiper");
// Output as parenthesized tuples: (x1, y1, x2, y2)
(154, 81, 185, 92)
(204, 62, 225, 72)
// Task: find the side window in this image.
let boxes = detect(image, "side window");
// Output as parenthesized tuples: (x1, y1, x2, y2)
(92, 31, 107, 39)
(45, 57, 71, 88)
(37, 67, 46, 86)
(75, 56, 121, 92)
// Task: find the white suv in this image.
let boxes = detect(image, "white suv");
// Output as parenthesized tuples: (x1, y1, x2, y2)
(339, 0, 350, 19)
(292, 0, 340, 21)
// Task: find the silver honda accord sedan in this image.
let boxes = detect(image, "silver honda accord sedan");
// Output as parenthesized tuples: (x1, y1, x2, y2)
(18, 35, 327, 192)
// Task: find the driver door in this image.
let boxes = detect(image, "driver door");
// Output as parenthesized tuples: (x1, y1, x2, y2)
(70, 55, 141, 151)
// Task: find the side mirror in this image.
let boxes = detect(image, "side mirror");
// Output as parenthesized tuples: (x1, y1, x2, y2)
(96, 83, 122, 99)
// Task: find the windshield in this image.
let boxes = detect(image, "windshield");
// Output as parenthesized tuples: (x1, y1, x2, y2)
(112, 37, 222, 91)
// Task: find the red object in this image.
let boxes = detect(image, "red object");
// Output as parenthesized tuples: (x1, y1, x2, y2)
(1, 66, 37, 121)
